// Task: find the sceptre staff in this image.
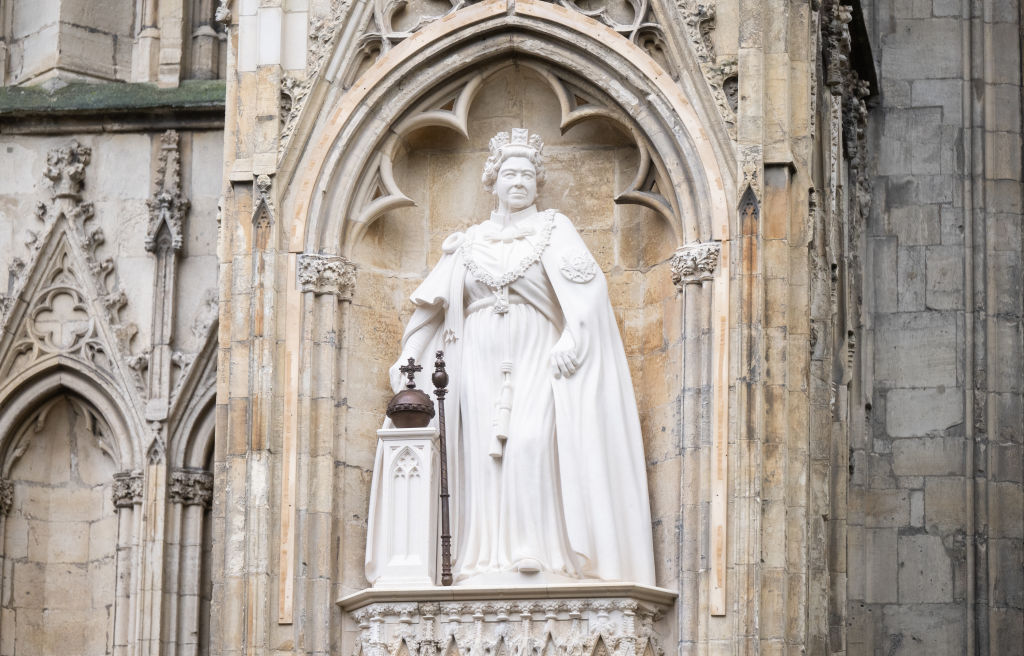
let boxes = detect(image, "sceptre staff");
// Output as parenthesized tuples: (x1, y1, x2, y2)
(432, 350, 453, 585)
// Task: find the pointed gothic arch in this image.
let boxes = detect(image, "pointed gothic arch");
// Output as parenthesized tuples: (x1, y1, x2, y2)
(0, 363, 142, 472)
(280, 0, 735, 255)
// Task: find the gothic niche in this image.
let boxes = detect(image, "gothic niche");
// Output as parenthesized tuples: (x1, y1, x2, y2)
(0, 396, 120, 655)
(342, 64, 686, 592)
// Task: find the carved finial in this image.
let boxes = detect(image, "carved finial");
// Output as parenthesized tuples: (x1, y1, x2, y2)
(45, 140, 92, 200)
(432, 351, 448, 391)
(400, 358, 423, 389)
(145, 130, 189, 252)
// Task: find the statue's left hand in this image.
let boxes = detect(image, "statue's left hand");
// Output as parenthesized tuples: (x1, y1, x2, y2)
(549, 331, 580, 379)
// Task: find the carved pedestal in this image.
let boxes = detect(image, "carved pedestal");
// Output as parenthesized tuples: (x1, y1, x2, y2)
(366, 427, 440, 587)
(339, 584, 676, 656)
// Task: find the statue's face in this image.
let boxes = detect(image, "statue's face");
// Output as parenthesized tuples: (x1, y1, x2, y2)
(493, 156, 538, 213)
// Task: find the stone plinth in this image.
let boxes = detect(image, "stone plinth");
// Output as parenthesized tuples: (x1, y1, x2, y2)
(338, 584, 677, 656)
(366, 427, 440, 587)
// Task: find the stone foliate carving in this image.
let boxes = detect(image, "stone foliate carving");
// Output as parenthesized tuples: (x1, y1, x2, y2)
(345, 594, 669, 656)
(145, 130, 190, 253)
(368, 128, 655, 585)
(112, 470, 144, 507)
(671, 241, 721, 288)
(678, 1, 736, 134)
(45, 139, 91, 200)
(297, 254, 357, 300)
(0, 478, 13, 515)
(279, 1, 348, 153)
(169, 469, 214, 508)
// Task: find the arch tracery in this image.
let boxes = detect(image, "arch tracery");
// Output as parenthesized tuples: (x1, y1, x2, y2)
(281, 0, 734, 255)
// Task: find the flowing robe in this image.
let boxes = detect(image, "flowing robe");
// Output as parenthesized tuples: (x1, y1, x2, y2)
(366, 207, 655, 585)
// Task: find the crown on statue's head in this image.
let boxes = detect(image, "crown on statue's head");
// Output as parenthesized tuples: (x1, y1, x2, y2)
(488, 128, 544, 160)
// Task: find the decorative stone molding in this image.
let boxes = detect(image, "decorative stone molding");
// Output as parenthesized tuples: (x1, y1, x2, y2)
(739, 145, 762, 201)
(671, 241, 721, 288)
(112, 470, 144, 507)
(279, 1, 348, 153)
(253, 174, 275, 228)
(0, 478, 13, 515)
(215, 0, 231, 25)
(1, 141, 140, 387)
(145, 130, 190, 253)
(678, 1, 736, 134)
(340, 586, 674, 656)
(169, 469, 214, 508)
(297, 253, 357, 300)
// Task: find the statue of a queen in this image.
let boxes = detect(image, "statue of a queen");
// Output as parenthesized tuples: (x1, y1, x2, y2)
(366, 129, 656, 586)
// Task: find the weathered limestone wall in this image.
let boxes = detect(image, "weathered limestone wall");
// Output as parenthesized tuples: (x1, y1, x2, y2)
(0, 396, 118, 655)
(850, 0, 1024, 652)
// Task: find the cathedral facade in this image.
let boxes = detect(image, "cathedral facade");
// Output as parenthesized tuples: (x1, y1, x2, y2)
(0, 0, 1020, 654)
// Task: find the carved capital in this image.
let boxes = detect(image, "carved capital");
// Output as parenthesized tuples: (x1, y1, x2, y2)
(0, 478, 13, 515)
(45, 140, 92, 200)
(112, 470, 144, 508)
(671, 241, 721, 288)
(297, 253, 357, 300)
(169, 469, 214, 507)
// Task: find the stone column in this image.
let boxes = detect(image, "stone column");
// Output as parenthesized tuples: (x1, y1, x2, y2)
(112, 470, 144, 656)
(670, 241, 721, 643)
(169, 468, 214, 656)
(292, 253, 356, 643)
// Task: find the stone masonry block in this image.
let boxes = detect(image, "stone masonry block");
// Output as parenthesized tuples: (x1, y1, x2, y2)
(885, 387, 963, 436)
(989, 482, 1023, 539)
(898, 534, 953, 603)
(897, 246, 926, 310)
(863, 528, 898, 603)
(864, 489, 910, 527)
(887, 205, 940, 245)
(924, 477, 967, 532)
(881, 19, 962, 80)
(880, 604, 963, 654)
(874, 312, 957, 387)
(911, 79, 961, 124)
(892, 437, 964, 476)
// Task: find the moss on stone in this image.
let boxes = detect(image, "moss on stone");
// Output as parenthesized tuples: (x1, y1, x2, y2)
(0, 80, 226, 116)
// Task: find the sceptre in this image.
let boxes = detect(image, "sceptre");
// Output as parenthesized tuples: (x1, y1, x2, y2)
(432, 350, 453, 586)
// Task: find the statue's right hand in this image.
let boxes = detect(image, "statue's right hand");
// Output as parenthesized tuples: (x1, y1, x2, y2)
(549, 331, 579, 379)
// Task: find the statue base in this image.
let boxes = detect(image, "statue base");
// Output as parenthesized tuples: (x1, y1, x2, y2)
(338, 583, 677, 656)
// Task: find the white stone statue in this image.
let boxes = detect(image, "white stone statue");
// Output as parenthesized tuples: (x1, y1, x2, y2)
(366, 129, 656, 586)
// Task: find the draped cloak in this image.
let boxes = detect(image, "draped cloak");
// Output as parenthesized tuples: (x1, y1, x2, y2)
(366, 210, 656, 586)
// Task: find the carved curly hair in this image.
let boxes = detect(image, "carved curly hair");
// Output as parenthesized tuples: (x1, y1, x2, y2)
(481, 129, 547, 192)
